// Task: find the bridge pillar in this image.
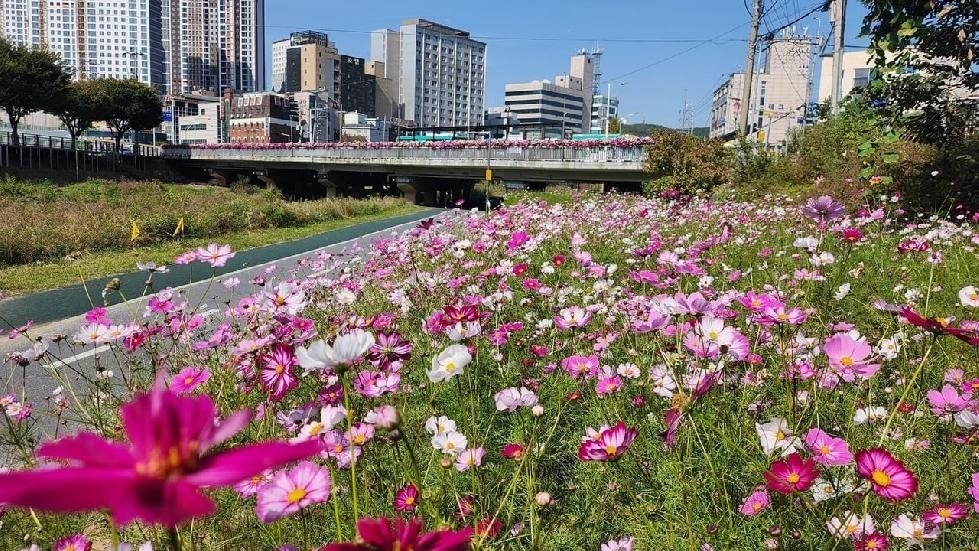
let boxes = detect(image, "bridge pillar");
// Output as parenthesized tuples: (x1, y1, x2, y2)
(397, 182, 418, 204)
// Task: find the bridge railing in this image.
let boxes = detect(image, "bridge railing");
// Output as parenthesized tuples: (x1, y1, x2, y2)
(164, 145, 648, 164)
(0, 131, 161, 157)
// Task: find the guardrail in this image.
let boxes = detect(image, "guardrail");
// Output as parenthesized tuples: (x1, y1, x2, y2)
(0, 132, 161, 157)
(163, 145, 648, 164)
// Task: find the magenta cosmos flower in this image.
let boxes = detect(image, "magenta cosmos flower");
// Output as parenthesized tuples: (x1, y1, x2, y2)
(170, 365, 211, 395)
(394, 483, 419, 512)
(321, 517, 473, 551)
(855, 448, 918, 502)
(256, 461, 331, 523)
(0, 387, 322, 527)
(763, 452, 819, 494)
(921, 502, 969, 525)
(578, 421, 639, 462)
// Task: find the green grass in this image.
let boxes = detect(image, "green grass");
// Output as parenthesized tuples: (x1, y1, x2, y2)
(0, 203, 423, 294)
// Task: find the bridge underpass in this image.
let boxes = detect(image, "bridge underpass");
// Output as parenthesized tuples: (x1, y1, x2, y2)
(162, 144, 649, 202)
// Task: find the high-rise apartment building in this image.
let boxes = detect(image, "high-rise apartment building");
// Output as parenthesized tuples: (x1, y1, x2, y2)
(371, 19, 486, 127)
(0, 0, 264, 96)
(340, 55, 376, 117)
(171, 0, 265, 95)
(1, 0, 165, 90)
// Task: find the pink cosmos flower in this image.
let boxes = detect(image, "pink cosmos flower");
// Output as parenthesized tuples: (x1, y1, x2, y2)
(455, 447, 485, 472)
(921, 503, 969, 525)
(234, 470, 273, 498)
(53, 534, 92, 551)
(502, 443, 526, 460)
(578, 421, 639, 462)
(321, 517, 473, 551)
(739, 488, 771, 517)
(926, 384, 970, 416)
(256, 461, 331, 523)
(970, 473, 979, 512)
(196, 243, 235, 268)
(596, 375, 624, 396)
(0, 387, 322, 527)
(394, 484, 419, 512)
(601, 537, 635, 551)
(824, 333, 880, 382)
(561, 354, 599, 379)
(170, 366, 211, 395)
(855, 448, 918, 502)
(493, 387, 538, 411)
(763, 452, 819, 494)
(804, 428, 854, 466)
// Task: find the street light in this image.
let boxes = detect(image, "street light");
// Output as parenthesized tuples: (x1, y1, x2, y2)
(122, 49, 147, 81)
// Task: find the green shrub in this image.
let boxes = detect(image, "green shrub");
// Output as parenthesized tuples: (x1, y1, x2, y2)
(643, 131, 731, 197)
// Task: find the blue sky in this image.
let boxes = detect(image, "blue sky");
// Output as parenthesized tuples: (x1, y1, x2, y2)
(264, 0, 870, 127)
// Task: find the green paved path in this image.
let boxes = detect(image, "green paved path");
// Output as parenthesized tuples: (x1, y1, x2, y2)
(0, 209, 438, 328)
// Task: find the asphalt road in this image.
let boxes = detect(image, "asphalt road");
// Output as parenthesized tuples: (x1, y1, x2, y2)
(0, 208, 439, 465)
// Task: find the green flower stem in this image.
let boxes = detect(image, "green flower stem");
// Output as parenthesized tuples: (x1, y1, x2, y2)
(341, 375, 361, 523)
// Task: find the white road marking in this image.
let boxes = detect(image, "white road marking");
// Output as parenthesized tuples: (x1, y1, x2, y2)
(49, 344, 110, 367)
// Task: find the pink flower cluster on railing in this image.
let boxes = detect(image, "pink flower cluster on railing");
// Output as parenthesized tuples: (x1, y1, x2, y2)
(163, 136, 656, 152)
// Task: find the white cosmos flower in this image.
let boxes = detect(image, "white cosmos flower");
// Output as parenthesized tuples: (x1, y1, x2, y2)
(853, 406, 888, 425)
(432, 430, 468, 456)
(291, 405, 348, 443)
(954, 409, 979, 429)
(427, 344, 472, 382)
(445, 321, 481, 342)
(834, 283, 851, 301)
(296, 329, 375, 373)
(755, 418, 800, 456)
(890, 514, 938, 545)
(425, 415, 457, 435)
(959, 285, 979, 307)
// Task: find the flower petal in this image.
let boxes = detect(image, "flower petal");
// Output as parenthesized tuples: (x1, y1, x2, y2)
(38, 432, 134, 467)
(186, 439, 323, 487)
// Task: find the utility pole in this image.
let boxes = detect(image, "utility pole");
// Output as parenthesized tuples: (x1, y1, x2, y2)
(738, 0, 765, 135)
(830, 0, 846, 115)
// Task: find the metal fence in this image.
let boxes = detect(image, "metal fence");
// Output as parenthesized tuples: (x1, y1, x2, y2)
(0, 132, 161, 157)
(165, 145, 648, 164)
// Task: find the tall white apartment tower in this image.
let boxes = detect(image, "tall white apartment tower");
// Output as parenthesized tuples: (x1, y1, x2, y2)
(1, 0, 165, 91)
(175, 0, 265, 95)
(372, 19, 486, 127)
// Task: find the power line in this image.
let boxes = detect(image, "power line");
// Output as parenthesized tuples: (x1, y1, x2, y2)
(600, 20, 753, 85)
(260, 24, 751, 45)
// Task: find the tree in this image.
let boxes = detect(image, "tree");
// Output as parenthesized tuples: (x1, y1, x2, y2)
(860, 1, 979, 146)
(96, 78, 162, 152)
(0, 38, 71, 145)
(608, 116, 622, 134)
(52, 80, 108, 150)
(643, 131, 731, 197)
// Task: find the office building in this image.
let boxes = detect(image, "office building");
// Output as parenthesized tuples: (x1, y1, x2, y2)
(816, 50, 876, 104)
(710, 34, 814, 150)
(229, 92, 296, 143)
(371, 19, 487, 127)
(340, 55, 376, 117)
(271, 31, 340, 96)
(590, 94, 619, 134)
(504, 52, 596, 138)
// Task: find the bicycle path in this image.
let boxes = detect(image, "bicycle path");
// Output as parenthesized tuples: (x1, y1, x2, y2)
(0, 208, 438, 329)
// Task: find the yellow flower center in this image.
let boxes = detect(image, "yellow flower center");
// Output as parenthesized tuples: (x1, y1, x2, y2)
(405, 496, 415, 505)
(840, 356, 854, 367)
(708, 331, 719, 341)
(753, 502, 762, 511)
(286, 487, 307, 505)
(820, 445, 831, 455)
(939, 507, 951, 519)
(444, 360, 457, 373)
(184, 376, 196, 385)
(353, 434, 366, 445)
(787, 473, 800, 484)
(871, 470, 890, 487)
(605, 444, 619, 456)
(866, 541, 879, 549)
(275, 365, 285, 374)
(775, 430, 786, 441)
(308, 423, 324, 436)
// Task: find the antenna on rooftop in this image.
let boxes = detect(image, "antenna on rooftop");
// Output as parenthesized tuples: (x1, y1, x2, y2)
(591, 47, 603, 96)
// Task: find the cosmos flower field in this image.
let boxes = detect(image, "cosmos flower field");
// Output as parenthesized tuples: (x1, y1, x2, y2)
(2, 191, 979, 550)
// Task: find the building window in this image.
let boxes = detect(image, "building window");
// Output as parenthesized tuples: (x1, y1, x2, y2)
(853, 68, 872, 89)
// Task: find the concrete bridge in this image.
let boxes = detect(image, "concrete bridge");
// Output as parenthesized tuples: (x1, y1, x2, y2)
(160, 143, 649, 203)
